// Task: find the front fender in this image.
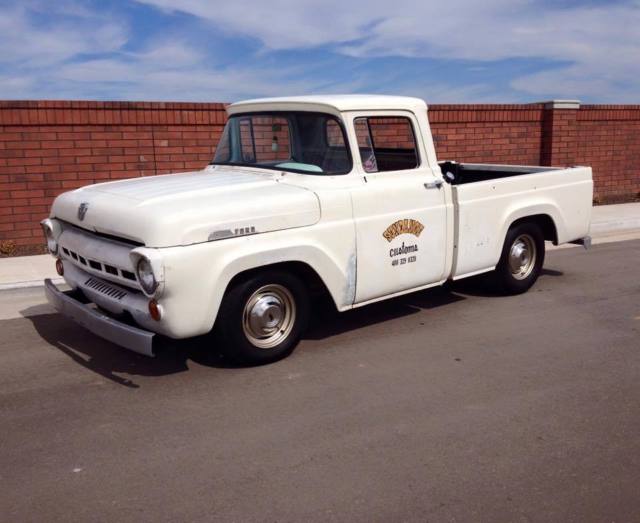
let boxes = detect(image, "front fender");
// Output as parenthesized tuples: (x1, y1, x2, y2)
(155, 224, 356, 338)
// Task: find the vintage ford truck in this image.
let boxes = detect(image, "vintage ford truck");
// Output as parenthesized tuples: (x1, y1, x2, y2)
(42, 95, 592, 364)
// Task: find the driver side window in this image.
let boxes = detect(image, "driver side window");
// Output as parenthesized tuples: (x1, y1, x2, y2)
(354, 116, 419, 173)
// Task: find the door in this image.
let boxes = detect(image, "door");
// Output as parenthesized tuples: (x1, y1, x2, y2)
(350, 113, 448, 303)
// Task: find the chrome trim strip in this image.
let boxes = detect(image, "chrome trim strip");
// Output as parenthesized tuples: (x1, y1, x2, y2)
(44, 278, 155, 356)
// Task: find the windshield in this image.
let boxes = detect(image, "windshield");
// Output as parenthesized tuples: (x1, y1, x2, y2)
(212, 112, 352, 175)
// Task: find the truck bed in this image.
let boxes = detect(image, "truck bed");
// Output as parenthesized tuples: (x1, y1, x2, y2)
(447, 164, 593, 279)
(439, 161, 559, 185)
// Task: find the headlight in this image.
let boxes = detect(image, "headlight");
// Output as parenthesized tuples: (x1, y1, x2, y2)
(136, 257, 158, 294)
(41, 219, 58, 255)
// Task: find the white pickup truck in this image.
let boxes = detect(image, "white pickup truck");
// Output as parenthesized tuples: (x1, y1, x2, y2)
(42, 95, 592, 364)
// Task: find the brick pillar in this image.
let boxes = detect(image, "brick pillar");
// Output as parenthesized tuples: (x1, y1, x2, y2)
(540, 99, 580, 167)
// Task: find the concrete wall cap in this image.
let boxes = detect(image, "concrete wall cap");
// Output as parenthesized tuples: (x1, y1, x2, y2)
(543, 100, 581, 109)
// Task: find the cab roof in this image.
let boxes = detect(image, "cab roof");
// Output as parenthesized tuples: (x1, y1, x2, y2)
(227, 94, 428, 115)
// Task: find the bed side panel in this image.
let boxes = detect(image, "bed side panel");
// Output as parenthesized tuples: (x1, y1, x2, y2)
(451, 167, 592, 278)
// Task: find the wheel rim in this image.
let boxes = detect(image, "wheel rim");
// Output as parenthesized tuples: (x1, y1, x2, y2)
(242, 284, 296, 349)
(508, 233, 537, 280)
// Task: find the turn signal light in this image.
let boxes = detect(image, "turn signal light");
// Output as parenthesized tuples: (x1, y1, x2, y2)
(148, 299, 161, 321)
(55, 258, 64, 276)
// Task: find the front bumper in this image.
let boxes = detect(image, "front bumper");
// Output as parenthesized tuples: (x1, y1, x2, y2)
(44, 278, 155, 356)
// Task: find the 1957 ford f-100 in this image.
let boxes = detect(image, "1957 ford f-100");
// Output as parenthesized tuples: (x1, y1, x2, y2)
(42, 95, 592, 364)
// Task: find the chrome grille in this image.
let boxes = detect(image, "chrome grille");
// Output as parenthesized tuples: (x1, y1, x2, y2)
(57, 224, 141, 291)
(84, 277, 128, 300)
(62, 247, 137, 282)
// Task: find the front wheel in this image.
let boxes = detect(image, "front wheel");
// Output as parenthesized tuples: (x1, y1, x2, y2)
(494, 222, 545, 294)
(215, 271, 309, 365)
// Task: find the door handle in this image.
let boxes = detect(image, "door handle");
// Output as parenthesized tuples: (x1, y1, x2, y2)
(424, 179, 444, 189)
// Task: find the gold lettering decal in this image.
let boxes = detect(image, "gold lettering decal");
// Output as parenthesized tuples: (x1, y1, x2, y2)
(383, 219, 425, 242)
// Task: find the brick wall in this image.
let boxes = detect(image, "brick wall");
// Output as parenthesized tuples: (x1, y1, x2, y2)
(0, 100, 638, 256)
(429, 102, 640, 205)
(0, 101, 227, 256)
(575, 106, 640, 204)
(430, 104, 545, 166)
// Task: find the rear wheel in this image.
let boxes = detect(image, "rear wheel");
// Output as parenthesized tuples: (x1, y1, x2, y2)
(215, 271, 309, 365)
(494, 222, 545, 294)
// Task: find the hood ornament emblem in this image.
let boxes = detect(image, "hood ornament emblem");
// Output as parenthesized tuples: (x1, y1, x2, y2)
(77, 202, 89, 221)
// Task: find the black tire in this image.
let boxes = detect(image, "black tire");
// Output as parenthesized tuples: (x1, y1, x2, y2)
(494, 221, 545, 295)
(215, 271, 309, 365)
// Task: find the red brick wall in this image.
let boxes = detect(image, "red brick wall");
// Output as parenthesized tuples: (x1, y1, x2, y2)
(430, 104, 545, 166)
(430, 103, 640, 205)
(0, 100, 638, 256)
(575, 106, 640, 204)
(0, 101, 227, 255)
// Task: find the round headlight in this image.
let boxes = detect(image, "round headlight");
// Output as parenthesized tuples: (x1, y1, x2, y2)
(41, 222, 58, 255)
(136, 258, 158, 294)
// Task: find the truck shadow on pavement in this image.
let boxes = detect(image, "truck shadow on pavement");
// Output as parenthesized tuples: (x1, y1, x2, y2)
(304, 268, 564, 338)
(304, 284, 466, 340)
(20, 309, 195, 387)
(21, 270, 559, 387)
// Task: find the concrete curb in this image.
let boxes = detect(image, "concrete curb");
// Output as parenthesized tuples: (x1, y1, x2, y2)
(0, 278, 65, 292)
(590, 218, 640, 234)
(548, 229, 640, 251)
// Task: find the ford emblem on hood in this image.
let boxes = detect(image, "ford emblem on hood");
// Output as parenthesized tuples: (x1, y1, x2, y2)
(77, 202, 89, 221)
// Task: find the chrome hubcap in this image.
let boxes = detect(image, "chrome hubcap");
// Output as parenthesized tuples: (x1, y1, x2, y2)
(509, 234, 537, 280)
(242, 284, 296, 349)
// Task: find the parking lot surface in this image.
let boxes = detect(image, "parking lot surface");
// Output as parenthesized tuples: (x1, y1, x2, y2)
(2, 240, 639, 522)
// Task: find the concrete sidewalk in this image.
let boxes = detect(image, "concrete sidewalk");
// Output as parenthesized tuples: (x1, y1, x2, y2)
(1, 202, 639, 291)
(588, 202, 640, 234)
(0, 255, 64, 290)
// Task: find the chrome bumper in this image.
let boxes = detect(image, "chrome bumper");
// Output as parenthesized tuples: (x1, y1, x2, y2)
(44, 278, 155, 356)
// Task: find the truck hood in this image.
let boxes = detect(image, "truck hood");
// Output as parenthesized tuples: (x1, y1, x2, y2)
(50, 167, 320, 247)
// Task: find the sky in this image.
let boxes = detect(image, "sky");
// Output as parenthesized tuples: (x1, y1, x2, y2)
(0, 0, 638, 104)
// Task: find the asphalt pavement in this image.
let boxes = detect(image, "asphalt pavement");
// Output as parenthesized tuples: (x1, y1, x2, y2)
(1, 240, 639, 522)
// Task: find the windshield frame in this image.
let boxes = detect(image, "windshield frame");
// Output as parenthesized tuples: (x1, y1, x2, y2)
(210, 111, 354, 176)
